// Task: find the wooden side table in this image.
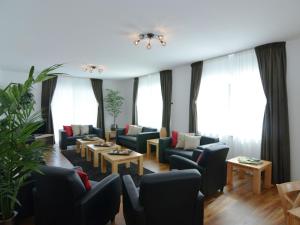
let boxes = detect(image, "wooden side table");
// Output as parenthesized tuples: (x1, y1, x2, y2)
(105, 130, 117, 141)
(288, 207, 300, 225)
(227, 156, 272, 194)
(146, 138, 159, 161)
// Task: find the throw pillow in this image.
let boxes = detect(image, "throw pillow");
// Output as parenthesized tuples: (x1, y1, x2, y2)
(76, 170, 91, 191)
(171, 130, 178, 148)
(127, 125, 143, 135)
(63, 125, 73, 137)
(176, 133, 194, 148)
(184, 135, 201, 150)
(72, 125, 81, 136)
(124, 123, 130, 135)
(81, 125, 89, 135)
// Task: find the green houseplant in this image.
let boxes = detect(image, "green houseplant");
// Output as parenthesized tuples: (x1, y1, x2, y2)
(0, 64, 63, 224)
(104, 89, 124, 131)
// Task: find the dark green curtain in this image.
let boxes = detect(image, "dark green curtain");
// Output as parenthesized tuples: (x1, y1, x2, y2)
(132, 77, 139, 125)
(255, 42, 290, 183)
(91, 79, 105, 136)
(160, 70, 172, 136)
(189, 61, 203, 133)
(41, 76, 57, 134)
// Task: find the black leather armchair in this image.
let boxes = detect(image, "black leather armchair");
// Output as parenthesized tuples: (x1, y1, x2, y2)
(169, 143, 229, 196)
(116, 127, 159, 153)
(59, 125, 104, 150)
(34, 166, 121, 225)
(122, 169, 204, 225)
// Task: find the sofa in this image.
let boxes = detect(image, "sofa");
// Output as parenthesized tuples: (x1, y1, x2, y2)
(34, 166, 121, 225)
(116, 127, 159, 153)
(122, 169, 204, 225)
(59, 125, 104, 150)
(169, 143, 229, 196)
(159, 135, 219, 163)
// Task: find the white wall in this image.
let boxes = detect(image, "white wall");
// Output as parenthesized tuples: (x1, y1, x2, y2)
(286, 37, 300, 180)
(170, 65, 191, 132)
(0, 69, 42, 113)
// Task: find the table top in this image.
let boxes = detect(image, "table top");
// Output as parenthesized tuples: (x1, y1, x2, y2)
(77, 137, 104, 144)
(147, 138, 159, 144)
(289, 207, 300, 218)
(102, 150, 142, 162)
(227, 156, 272, 170)
(87, 144, 121, 152)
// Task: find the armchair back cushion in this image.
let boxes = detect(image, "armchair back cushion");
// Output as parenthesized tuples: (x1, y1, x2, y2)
(139, 169, 201, 225)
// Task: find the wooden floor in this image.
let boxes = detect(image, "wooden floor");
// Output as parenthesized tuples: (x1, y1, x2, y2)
(21, 145, 285, 225)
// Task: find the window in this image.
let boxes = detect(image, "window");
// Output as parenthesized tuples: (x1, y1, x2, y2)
(51, 76, 98, 141)
(197, 50, 266, 158)
(137, 73, 162, 129)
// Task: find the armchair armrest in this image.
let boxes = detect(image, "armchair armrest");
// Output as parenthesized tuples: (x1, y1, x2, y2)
(169, 155, 201, 171)
(122, 175, 145, 225)
(192, 149, 204, 161)
(92, 127, 104, 139)
(194, 191, 204, 225)
(159, 137, 172, 163)
(79, 174, 121, 225)
(136, 132, 160, 153)
(59, 129, 67, 150)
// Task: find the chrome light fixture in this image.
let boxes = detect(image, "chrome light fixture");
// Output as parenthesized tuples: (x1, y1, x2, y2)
(81, 64, 104, 73)
(134, 33, 166, 49)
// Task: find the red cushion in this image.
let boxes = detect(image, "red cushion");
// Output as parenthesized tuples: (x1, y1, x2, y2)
(76, 170, 91, 191)
(171, 130, 178, 148)
(124, 123, 130, 135)
(63, 125, 73, 137)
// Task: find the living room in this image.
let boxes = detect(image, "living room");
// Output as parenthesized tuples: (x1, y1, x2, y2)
(1, 1, 300, 225)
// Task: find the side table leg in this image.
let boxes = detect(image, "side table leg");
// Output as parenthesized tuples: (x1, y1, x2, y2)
(227, 163, 233, 190)
(253, 170, 262, 194)
(147, 142, 151, 159)
(264, 164, 272, 188)
(156, 143, 159, 162)
(138, 156, 144, 176)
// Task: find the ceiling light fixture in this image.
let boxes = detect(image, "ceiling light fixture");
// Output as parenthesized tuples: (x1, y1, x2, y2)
(134, 33, 166, 49)
(81, 64, 104, 74)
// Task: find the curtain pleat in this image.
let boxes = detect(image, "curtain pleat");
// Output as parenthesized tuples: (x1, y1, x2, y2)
(189, 61, 203, 133)
(41, 76, 57, 135)
(91, 79, 105, 136)
(132, 77, 139, 125)
(255, 42, 290, 183)
(160, 70, 172, 136)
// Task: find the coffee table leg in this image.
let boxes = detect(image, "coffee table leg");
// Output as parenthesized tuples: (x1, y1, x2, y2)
(138, 156, 144, 176)
(156, 143, 159, 161)
(253, 170, 261, 194)
(126, 162, 130, 168)
(264, 164, 272, 188)
(147, 141, 151, 159)
(86, 149, 91, 162)
(81, 145, 85, 158)
(101, 155, 106, 173)
(93, 153, 99, 167)
(227, 162, 233, 189)
(112, 162, 118, 174)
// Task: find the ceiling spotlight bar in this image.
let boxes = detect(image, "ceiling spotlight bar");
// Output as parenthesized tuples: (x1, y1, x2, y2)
(81, 64, 104, 74)
(134, 33, 166, 49)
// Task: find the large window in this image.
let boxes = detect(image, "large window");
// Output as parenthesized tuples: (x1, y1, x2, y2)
(137, 73, 162, 129)
(51, 76, 98, 141)
(197, 50, 266, 158)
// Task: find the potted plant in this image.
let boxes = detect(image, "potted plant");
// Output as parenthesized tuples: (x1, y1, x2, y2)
(0, 64, 63, 225)
(104, 89, 124, 131)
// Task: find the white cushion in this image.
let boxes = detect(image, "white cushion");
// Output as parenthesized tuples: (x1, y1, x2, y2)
(184, 135, 201, 150)
(71, 125, 81, 136)
(80, 125, 89, 135)
(127, 125, 143, 135)
(176, 133, 194, 148)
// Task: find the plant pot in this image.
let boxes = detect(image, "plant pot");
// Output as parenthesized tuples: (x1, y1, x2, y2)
(0, 211, 17, 225)
(110, 124, 118, 131)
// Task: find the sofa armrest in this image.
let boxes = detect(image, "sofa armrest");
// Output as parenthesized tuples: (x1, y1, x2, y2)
(92, 127, 104, 139)
(59, 129, 67, 150)
(122, 175, 145, 225)
(192, 149, 204, 161)
(158, 137, 172, 163)
(79, 174, 121, 225)
(136, 132, 160, 153)
(116, 128, 126, 136)
(169, 155, 200, 170)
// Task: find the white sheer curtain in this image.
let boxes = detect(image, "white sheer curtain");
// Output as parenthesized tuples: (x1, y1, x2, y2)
(51, 76, 98, 142)
(197, 49, 266, 159)
(137, 73, 163, 129)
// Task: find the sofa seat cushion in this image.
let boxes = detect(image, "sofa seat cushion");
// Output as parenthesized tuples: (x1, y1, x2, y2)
(164, 148, 193, 161)
(117, 135, 137, 149)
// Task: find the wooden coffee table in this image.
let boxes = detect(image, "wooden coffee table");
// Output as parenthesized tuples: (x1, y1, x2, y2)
(227, 156, 272, 194)
(76, 137, 104, 158)
(86, 144, 121, 167)
(101, 150, 144, 175)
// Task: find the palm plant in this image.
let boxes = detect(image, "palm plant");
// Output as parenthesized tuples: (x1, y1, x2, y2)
(104, 89, 124, 130)
(0, 64, 63, 221)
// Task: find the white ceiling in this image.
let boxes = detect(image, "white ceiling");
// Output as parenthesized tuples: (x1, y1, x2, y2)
(1, 0, 300, 79)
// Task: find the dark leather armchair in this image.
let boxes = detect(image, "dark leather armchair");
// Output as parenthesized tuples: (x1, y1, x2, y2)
(169, 143, 229, 196)
(122, 169, 204, 225)
(34, 166, 121, 225)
